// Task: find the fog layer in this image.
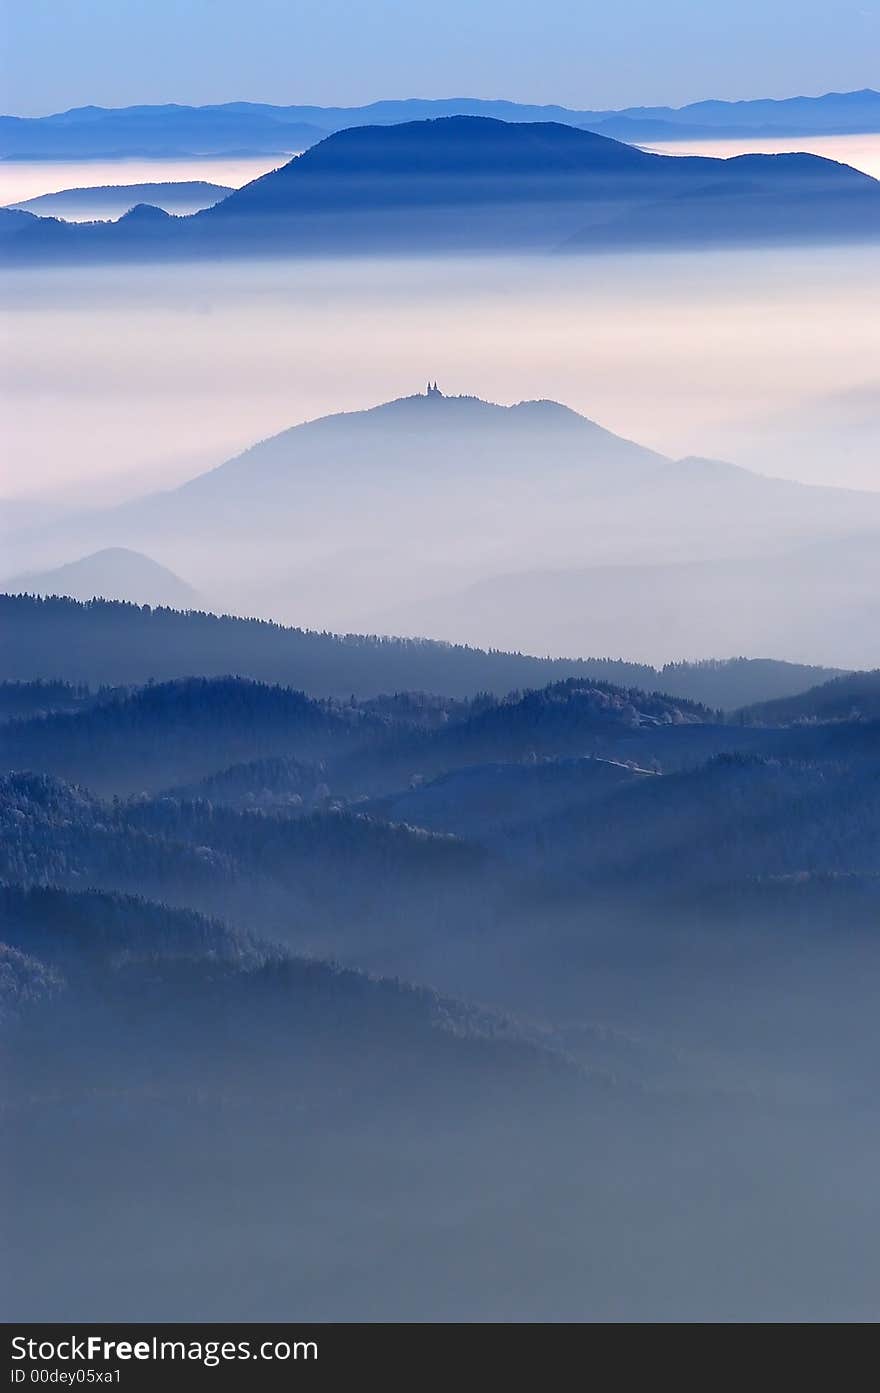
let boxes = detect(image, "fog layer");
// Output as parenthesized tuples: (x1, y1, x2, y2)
(2, 245, 878, 505)
(646, 133, 880, 181)
(0, 155, 286, 208)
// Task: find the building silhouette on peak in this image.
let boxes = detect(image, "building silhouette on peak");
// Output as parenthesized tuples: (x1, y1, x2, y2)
(426, 381, 442, 398)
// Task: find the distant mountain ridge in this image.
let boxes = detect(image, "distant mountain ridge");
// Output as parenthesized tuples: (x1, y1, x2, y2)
(3, 89, 878, 160)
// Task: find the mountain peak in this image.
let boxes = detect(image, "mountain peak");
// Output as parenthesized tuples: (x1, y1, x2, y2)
(204, 115, 652, 221)
(348, 390, 600, 430)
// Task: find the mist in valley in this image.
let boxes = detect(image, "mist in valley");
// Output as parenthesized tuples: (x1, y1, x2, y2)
(5, 245, 878, 502)
(4, 645, 880, 1320)
(0, 154, 289, 210)
(2, 240, 879, 667)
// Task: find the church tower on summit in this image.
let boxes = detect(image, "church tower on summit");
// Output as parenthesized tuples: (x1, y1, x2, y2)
(426, 380, 442, 398)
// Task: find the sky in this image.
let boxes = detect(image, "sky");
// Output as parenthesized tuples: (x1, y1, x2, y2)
(2, 0, 878, 117)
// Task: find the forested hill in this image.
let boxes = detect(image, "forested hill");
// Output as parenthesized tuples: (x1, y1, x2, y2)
(0, 674, 713, 794)
(0, 595, 839, 708)
(5, 611, 880, 1320)
(1, 872, 577, 1114)
(737, 668, 880, 726)
(0, 677, 368, 793)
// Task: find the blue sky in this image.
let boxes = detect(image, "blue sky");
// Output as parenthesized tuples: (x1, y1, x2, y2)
(2, 0, 878, 116)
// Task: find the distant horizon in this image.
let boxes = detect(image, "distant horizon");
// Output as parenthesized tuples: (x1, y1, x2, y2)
(4, 0, 878, 117)
(6, 85, 880, 123)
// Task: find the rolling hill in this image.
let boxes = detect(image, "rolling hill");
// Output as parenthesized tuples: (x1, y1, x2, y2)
(738, 668, 880, 725)
(8, 181, 232, 221)
(0, 594, 842, 707)
(5, 616, 880, 1319)
(3, 116, 878, 262)
(0, 675, 366, 792)
(3, 880, 594, 1322)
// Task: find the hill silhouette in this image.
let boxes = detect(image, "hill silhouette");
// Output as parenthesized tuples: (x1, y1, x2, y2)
(9, 180, 232, 220)
(3, 116, 878, 262)
(5, 547, 200, 609)
(42, 387, 880, 650)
